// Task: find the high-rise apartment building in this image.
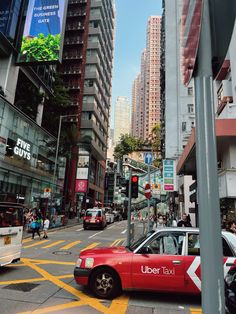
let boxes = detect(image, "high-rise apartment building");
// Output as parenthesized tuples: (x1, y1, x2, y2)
(61, 0, 115, 208)
(163, 0, 195, 160)
(144, 16, 161, 140)
(131, 75, 141, 138)
(114, 96, 131, 144)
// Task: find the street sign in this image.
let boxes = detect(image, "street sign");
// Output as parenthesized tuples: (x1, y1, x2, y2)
(145, 183, 151, 199)
(181, 0, 203, 86)
(144, 152, 152, 165)
(163, 159, 176, 191)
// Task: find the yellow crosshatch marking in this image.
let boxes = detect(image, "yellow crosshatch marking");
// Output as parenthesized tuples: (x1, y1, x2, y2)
(23, 240, 49, 248)
(42, 240, 65, 249)
(13, 257, 129, 314)
(59, 240, 81, 250)
(81, 242, 100, 251)
(190, 309, 202, 314)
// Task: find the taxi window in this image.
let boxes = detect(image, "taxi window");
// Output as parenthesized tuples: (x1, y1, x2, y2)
(148, 233, 184, 255)
(188, 234, 200, 256)
(222, 238, 233, 257)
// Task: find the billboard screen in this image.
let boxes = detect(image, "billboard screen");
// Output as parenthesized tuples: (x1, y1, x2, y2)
(18, 0, 67, 64)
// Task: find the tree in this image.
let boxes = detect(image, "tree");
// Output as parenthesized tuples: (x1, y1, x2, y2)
(150, 123, 162, 168)
(113, 134, 144, 160)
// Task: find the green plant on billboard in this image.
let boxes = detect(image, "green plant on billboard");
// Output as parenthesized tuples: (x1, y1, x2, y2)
(20, 33, 61, 62)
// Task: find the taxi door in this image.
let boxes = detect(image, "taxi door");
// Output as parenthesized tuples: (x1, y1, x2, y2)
(131, 232, 186, 292)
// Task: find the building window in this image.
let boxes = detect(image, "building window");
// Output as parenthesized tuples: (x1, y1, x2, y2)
(188, 87, 193, 96)
(182, 122, 186, 131)
(188, 104, 194, 114)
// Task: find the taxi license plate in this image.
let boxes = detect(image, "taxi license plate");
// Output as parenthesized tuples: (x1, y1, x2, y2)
(4, 236, 11, 245)
(90, 219, 95, 223)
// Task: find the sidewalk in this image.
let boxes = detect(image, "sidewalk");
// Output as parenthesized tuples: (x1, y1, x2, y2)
(23, 217, 82, 239)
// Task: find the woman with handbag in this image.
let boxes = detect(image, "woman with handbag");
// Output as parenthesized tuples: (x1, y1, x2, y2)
(31, 216, 42, 240)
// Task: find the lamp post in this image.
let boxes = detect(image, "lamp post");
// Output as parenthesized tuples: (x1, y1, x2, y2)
(53, 114, 78, 190)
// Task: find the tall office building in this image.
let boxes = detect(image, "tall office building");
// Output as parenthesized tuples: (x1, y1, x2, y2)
(61, 0, 115, 208)
(114, 96, 131, 144)
(144, 16, 162, 140)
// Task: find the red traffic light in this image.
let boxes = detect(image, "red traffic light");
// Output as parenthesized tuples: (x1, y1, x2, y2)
(132, 176, 138, 183)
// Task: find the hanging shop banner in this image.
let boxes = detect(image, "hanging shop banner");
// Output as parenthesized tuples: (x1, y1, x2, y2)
(75, 180, 88, 193)
(18, 0, 68, 64)
(163, 159, 177, 191)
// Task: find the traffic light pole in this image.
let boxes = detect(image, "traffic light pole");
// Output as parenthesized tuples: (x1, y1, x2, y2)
(194, 1, 225, 313)
(147, 164, 151, 232)
(127, 169, 132, 247)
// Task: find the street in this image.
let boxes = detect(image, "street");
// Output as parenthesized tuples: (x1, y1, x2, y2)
(0, 221, 201, 314)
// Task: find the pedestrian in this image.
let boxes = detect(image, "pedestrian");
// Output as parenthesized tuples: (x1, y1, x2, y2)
(157, 215, 165, 227)
(43, 216, 50, 239)
(227, 221, 236, 235)
(31, 216, 41, 240)
(177, 213, 192, 227)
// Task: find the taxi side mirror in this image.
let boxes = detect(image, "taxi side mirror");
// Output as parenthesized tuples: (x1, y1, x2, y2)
(138, 246, 152, 254)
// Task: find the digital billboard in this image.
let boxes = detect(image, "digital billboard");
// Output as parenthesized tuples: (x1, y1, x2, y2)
(18, 0, 68, 64)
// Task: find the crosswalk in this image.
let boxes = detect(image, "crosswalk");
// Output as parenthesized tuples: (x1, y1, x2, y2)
(22, 237, 125, 250)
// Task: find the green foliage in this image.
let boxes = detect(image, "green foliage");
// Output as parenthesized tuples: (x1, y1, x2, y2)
(113, 134, 144, 160)
(20, 33, 61, 62)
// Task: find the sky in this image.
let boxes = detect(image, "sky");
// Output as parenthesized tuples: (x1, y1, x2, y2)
(110, 0, 163, 128)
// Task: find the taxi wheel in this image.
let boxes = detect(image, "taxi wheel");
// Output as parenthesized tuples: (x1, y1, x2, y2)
(90, 267, 121, 299)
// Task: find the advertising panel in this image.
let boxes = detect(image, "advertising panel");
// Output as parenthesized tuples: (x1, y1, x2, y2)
(18, 0, 68, 63)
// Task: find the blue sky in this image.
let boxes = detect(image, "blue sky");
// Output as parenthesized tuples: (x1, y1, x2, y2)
(110, 0, 163, 128)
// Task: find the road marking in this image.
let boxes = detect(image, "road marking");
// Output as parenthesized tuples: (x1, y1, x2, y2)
(60, 240, 81, 250)
(105, 295, 129, 314)
(76, 228, 84, 232)
(25, 258, 75, 265)
(0, 274, 73, 286)
(190, 309, 202, 314)
(89, 231, 103, 238)
(20, 258, 109, 313)
(81, 242, 100, 251)
(42, 240, 65, 249)
(115, 239, 125, 246)
(23, 240, 49, 248)
(22, 238, 33, 244)
(110, 239, 120, 247)
(121, 229, 127, 234)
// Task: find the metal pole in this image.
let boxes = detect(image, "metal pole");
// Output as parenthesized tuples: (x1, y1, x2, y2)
(127, 169, 132, 246)
(147, 164, 151, 232)
(194, 1, 224, 313)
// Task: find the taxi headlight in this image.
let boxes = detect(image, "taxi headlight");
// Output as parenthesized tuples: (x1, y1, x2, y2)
(75, 258, 82, 268)
(85, 258, 94, 268)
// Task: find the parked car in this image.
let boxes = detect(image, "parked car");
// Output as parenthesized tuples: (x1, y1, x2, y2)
(83, 208, 107, 230)
(74, 227, 236, 299)
(104, 208, 114, 224)
(112, 210, 122, 222)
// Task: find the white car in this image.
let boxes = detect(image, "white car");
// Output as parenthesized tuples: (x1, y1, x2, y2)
(105, 209, 114, 224)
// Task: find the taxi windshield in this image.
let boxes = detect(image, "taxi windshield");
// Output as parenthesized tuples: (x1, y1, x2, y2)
(128, 230, 155, 251)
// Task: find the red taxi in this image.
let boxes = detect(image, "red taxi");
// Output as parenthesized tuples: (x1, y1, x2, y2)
(74, 228, 236, 299)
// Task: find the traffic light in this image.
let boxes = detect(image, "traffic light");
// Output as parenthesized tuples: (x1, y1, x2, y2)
(120, 178, 129, 197)
(131, 175, 139, 198)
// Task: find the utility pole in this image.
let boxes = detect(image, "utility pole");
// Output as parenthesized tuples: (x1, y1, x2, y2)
(195, 1, 225, 312)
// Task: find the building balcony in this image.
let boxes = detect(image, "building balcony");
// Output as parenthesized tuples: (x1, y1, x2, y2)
(67, 11, 86, 18)
(68, 0, 87, 4)
(65, 82, 81, 90)
(64, 39, 84, 46)
(217, 96, 233, 116)
(60, 68, 81, 76)
(62, 54, 83, 61)
(65, 24, 84, 31)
